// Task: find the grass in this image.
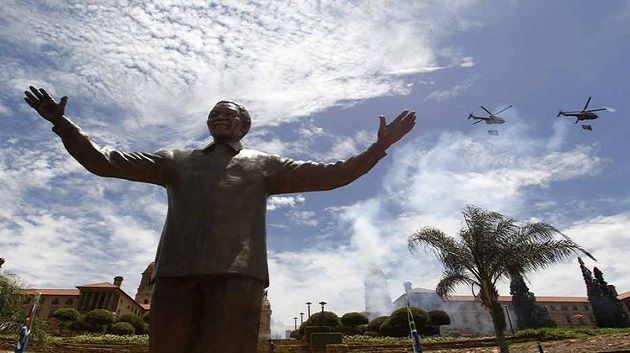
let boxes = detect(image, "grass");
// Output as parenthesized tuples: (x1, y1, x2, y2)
(514, 326, 630, 340)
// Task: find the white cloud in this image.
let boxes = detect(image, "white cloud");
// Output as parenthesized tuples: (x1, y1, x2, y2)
(267, 195, 306, 211)
(520, 212, 630, 298)
(266, 118, 607, 334)
(425, 77, 477, 102)
(0, 0, 493, 144)
(460, 56, 476, 67)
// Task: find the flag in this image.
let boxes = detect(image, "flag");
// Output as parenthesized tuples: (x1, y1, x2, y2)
(15, 294, 40, 353)
(406, 300, 423, 353)
(488, 130, 499, 135)
(581, 125, 593, 131)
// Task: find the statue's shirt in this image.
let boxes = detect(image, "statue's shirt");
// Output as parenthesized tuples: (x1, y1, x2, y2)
(52, 118, 386, 286)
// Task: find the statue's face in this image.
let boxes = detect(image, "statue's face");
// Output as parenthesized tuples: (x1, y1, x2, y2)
(207, 103, 245, 142)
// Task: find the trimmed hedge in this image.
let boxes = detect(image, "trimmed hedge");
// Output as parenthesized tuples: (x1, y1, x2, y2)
(340, 312, 369, 326)
(109, 322, 136, 335)
(367, 316, 389, 333)
(52, 308, 80, 322)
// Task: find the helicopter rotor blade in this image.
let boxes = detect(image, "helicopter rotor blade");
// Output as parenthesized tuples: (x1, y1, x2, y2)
(473, 119, 483, 125)
(493, 105, 513, 115)
(582, 96, 592, 111)
(586, 108, 606, 112)
(480, 106, 492, 115)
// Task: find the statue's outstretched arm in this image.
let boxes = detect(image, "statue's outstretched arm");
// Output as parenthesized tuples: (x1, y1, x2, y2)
(24, 86, 171, 185)
(265, 110, 415, 194)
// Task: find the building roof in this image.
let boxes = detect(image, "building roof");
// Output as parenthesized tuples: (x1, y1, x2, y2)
(23, 288, 80, 296)
(618, 291, 630, 300)
(407, 287, 436, 294)
(444, 294, 589, 303)
(76, 282, 119, 288)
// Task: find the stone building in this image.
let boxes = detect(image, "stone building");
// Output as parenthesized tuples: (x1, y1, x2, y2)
(392, 282, 627, 335)
(26, 276, 146, 319)
(23, 261, 273, 336)
(23, 288, 80, 320)
(76, 276, 145, 317)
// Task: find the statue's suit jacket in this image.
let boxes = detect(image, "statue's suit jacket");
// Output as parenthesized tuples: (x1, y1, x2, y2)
(52, 117, 387, 287)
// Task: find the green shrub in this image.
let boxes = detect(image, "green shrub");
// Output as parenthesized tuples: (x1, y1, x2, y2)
(53, 308, 80, 322)
(428, 310, 450, 326)
(109, 322, 135, 335)
(333, 325, 363, 336)
(379, 307, 429, 337)
(117, 314, 146, 334)
(340, 312, 369, 326)
(83, 309, 115, 333)
(142, 312, 150, 324)
(309, 332, 342, 351)
(289, 329, 300, 339)
(303, 311, 341, 328)
(367, 316, 389, 333)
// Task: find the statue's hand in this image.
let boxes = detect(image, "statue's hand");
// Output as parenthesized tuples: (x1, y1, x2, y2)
(376, 110, 416, 150)
(24, 86, 68, 124)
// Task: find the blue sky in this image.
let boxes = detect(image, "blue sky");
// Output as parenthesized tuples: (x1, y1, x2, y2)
(1, 1, 629, 335)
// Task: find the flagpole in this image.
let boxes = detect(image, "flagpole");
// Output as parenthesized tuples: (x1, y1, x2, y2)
(406, 296, 423, 353)
(15, 292, 41, 353)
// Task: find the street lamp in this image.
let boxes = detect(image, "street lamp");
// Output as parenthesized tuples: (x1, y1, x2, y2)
(294, 317, 298, 330)
(299, 312, 304, 325)
(319, 301, 327, 326)
(306, 302, 312, 318)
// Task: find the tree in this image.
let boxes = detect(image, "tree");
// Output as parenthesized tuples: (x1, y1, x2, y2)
(408, 206, 592, 353)
(509, 272, 556, 329)
(579, 258, 629, 327)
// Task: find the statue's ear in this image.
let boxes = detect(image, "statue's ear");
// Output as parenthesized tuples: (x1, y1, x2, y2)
(240, 118, 251, 138)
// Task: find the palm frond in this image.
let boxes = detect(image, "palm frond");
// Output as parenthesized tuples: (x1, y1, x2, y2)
(435, 271, 476, 299)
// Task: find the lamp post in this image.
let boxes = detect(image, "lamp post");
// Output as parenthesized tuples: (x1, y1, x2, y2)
(306, 302, 312, 318)
(319, 301, 327, 326)
(294, 317, 298, 330)
(504, 305, 515, 335)
(299, 312, 304, 325)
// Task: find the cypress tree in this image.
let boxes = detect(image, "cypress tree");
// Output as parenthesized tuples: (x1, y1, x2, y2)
(509, 272, 556, 329)
(579, 258, 629, 327)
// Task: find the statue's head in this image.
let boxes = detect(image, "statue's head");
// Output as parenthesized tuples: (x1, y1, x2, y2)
(207, 101, 251, 142)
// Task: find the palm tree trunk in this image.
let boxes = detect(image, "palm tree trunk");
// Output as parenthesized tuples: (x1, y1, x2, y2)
(490, 311, 510, 353)
(487, 299, 510, 353)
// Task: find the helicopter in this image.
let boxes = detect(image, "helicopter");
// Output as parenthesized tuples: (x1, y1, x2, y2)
(557, 96, 607, 124)
(467, 105, 513, 125)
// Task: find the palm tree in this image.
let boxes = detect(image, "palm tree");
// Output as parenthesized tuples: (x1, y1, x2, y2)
(408, 205, 593, 353)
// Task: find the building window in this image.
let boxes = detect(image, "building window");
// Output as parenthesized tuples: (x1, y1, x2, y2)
(584, 304, 590, 311)
(565, 315, 572, 325)
(144, 299, 148, 304)
(560, 305, 568, 311)
(572, 305, 579, 311)
(66, 299, 73, 305)
(52, 298, 59, 305)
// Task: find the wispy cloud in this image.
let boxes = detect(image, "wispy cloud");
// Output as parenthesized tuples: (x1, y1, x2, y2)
(425, 77, 477, 102)
(265, 117, 606, 334)
(0, 0, 491, 144)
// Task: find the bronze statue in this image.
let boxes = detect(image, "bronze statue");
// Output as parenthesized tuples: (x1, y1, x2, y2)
(24, 86, 415, 353)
